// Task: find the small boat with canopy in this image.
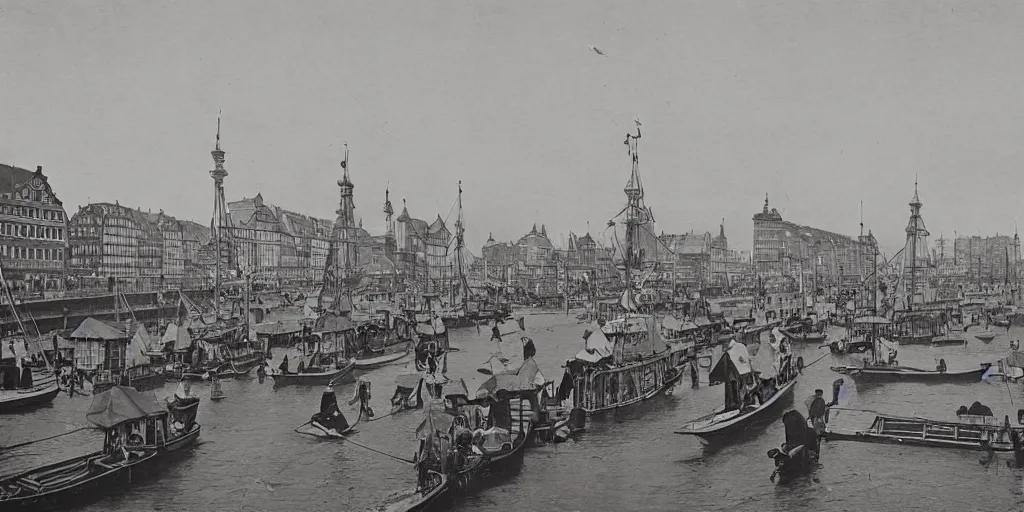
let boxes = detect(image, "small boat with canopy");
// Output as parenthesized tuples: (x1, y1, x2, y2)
(272, 316, 357, 387)
(675, 333, 801, 445)
(371, 372, 534, 512)
(0, 386, 200, 510)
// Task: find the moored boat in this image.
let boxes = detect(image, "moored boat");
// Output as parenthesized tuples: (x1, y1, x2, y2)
(975, 330, 997, 342)
(559, 317, 686, 417)
(272, 359, 356, 387)
(355, 342, 412, 371)
(676, 336, 800, 445)
(829, 314, 991, 383)
(778, 327, 827, 344)
(0, 386, 199, 510)
(824, 407, 1024, 452)
(831, 360, 991, 383)
(0, 380, 61, 413)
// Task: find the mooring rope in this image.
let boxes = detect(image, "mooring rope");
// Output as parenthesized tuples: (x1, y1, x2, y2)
(366, 407, 402, 422)
(335, 436, 415, 465)
(292, 405, 412, 464)
(1, 426, 91, 451)
(802, 352, 830, 370)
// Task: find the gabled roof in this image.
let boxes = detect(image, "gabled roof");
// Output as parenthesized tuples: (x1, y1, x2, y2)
(73, 203, 162, 236)
(0, 164, 64, 206)
(228, 194, 282, 228)
(181, 220, 211, 243)
(69, 317, 127, 340)
(429, 215, 449, 235)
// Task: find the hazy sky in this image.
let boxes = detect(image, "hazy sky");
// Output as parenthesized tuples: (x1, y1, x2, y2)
(2, 1, 1023, 257)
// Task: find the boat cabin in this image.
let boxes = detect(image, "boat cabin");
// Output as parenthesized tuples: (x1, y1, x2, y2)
(68, 317, 131, 383)
(87, 386, 172, 455)
(709, 340, 794, 412)
(252, 320, 305, 348)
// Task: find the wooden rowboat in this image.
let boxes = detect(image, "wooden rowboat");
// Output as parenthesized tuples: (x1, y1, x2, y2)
(271, 361, 356, 387)
(0, 382, 60, 414)
(830, 362, 992, 383)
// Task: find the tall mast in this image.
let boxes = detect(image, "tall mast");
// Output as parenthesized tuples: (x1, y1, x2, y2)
(210, 111, 229, 321)
(872, 231, 878, 314)
(622, 119, 644, 296)
(335, 143, 355, 310)
(454, 181, 469, 299)
(0, 262, 49, 371)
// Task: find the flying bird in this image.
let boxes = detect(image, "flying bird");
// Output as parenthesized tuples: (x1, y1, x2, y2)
(588, 45, 606, 56)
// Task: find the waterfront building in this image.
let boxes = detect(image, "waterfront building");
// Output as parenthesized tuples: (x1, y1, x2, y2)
(659, 231, 711, 291)
(68, 203, 161, 286)
(0, 164, 69, 296)
(226, 193, 283, 284)
(310, 218, 332, 283)
(395, 199, 452, 293)
(752, 194, 871, 293)
(953, 232, 1021, 285)
(69, 203, 213, 291)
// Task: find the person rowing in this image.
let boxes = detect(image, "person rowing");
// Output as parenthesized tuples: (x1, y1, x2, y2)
(311, 384, 350, 435)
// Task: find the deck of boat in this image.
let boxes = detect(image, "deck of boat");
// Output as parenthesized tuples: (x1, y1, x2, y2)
(824, 410, 1024, 452)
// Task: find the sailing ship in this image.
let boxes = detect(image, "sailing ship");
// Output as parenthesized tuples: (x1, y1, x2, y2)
(675, 334, 800, 445)
(0, 261, 60, 412)
(830, 315, 992, 382)
(0, 386, 200, 510)
(167, 118, 264, 381)
(439, 182, 501, 329)
(556, 121, 689, 418)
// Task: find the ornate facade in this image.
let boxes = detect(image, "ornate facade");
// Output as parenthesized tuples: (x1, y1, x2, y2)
(0, 164, 69, 295)
(69, 203, 209, 291)
(395, 199, 452, 293)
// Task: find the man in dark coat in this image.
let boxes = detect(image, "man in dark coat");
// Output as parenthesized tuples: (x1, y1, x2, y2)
(806, 389, 827, 434)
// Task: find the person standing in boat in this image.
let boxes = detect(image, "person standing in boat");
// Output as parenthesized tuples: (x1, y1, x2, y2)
(490, 316, 504, 343)
(827, 378, 844, 407)
(278, 355, 290, 375)
(688, 349, 700, 389)
(256, 362, 267, 384)
(806, 389, 827, 434)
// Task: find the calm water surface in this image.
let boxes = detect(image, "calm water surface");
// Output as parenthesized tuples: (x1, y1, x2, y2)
(4, 313, 1024, 511)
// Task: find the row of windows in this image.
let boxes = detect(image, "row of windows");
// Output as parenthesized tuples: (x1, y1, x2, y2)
(2, 244, 64, 261)
(1, 222, 64, 241)
(0, 204, 64, 222)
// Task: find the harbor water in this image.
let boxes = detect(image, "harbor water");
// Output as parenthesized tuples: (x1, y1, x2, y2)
(3, 312, 1024, 511)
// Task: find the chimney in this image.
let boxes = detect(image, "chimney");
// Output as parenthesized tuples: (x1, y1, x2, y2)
(36, 166, 42, 173)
